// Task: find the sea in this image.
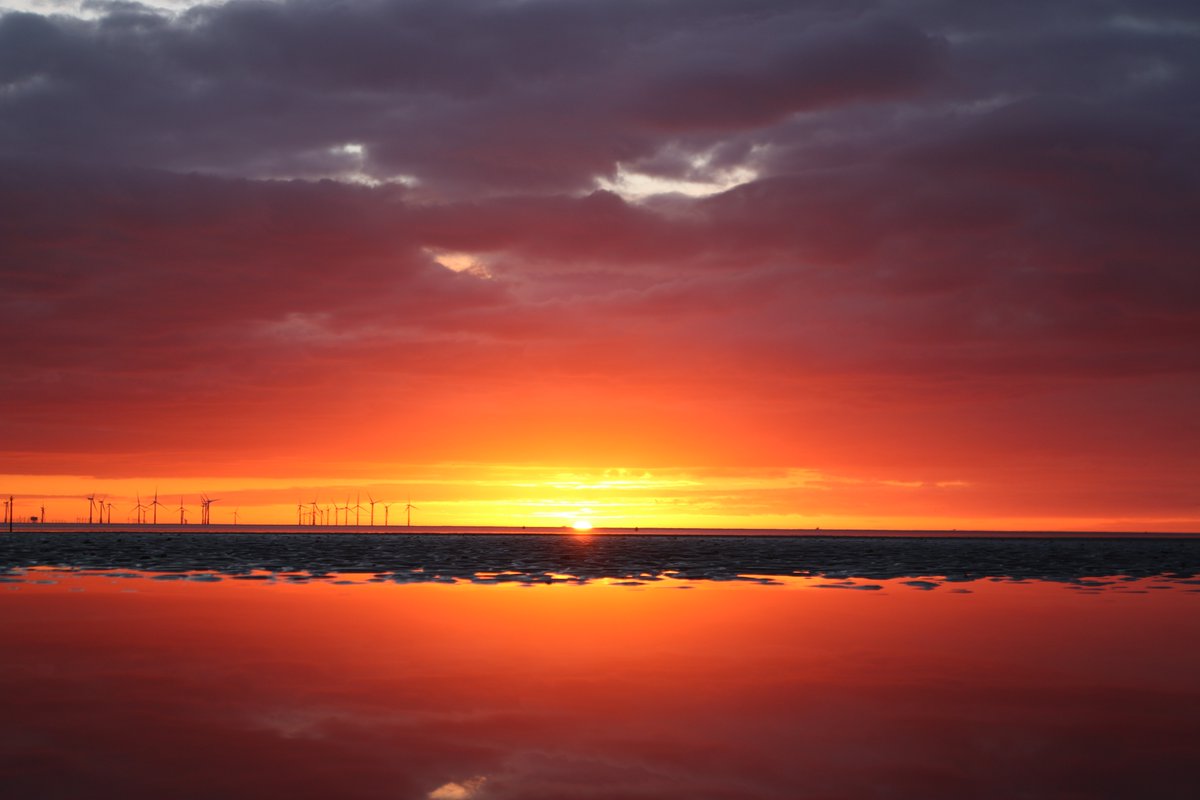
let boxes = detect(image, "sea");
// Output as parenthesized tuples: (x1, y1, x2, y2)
(2, 526, 1198, 799)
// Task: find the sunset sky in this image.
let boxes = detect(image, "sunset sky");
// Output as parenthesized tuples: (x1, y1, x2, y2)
(2, 0, 1197, 530)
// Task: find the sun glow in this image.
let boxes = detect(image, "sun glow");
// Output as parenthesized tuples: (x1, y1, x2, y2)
(4, 462, 1182, 532)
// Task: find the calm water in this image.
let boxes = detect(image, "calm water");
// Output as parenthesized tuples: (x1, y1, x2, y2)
(1, 562, 1198, 799)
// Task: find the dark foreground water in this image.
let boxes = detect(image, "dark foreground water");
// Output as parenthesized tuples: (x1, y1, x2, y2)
(2, 533, 1198, 799)
(4, 530, 1200, 585)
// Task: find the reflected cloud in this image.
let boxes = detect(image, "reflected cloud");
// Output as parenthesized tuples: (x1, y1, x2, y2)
(902, 580, 942, 591)
(813, 582, 884, 591)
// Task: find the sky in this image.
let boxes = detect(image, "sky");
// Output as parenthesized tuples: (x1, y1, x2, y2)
(1, 0, 1198, 530)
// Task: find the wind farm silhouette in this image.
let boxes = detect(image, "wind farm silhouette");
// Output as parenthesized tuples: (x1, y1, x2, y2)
(288, 493, 415, 528)
(2, 488, 423, 529)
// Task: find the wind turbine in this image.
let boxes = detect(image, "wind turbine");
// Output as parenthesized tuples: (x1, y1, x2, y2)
(86, 494, 96, 524)
(353, 493, 365, 526)
(132, 494, 148, 524)
(200, 494, 219, 525)
(405, 500, 417, 527)
(297, 503, 304, 526)
(149, 489, 163, 525)
(233, 508, 240, 525)
(310, 499, 320, 526)
(179, 497, 186, 525)
(382, 502, 392, 526)
(105, 501, 114, 524)
(368, 493, 378, 526)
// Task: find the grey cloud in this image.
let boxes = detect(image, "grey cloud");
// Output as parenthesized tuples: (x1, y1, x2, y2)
(7, 0, 1192, 195)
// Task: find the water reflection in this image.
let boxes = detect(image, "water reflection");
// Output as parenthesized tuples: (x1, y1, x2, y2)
(1, 572, 1197, 799)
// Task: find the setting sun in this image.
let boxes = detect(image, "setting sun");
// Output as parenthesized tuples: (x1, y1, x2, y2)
(572, 520, 593, 532)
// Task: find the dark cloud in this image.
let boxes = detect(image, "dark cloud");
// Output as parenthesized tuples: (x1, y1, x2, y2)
(627, 18, 946, 131)
(3, 0, 1188, 195)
